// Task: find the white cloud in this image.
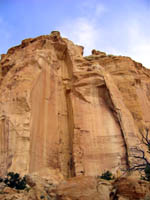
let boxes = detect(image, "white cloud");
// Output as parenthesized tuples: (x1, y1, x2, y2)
(58, 2, 150, 68)
(130, 44, 150, 67)
(121, 20, 150, 68)
(58, 2, 107, 55)
(59, 17, 101, 55)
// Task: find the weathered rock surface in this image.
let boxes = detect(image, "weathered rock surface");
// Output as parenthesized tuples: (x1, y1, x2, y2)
(0, 31, 150, 179)
(114, 176, 150, 200)
(0, 174, 150, 200)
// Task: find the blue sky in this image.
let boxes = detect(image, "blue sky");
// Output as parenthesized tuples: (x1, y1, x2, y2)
(0, 0, 150, 68)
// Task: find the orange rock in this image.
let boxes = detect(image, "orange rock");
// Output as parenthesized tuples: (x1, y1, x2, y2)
(0, 31, 149, 179)
(56, 176, 112, 200)
(114, 176, 150, 199)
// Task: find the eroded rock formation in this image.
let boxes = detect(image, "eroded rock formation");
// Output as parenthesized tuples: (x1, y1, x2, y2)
(1, 173, 150, 200)
(0, 31, 150, 178)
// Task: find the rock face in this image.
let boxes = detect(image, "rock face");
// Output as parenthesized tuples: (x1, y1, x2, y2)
(1, 174, 150, 200)
(0, 31, 150, 177)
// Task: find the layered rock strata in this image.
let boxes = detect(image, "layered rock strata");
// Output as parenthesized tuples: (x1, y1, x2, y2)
(0, 31, 150, 177)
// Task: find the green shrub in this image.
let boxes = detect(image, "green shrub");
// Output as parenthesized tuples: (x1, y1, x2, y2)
(143, 164, 150, 181)
(3, 172, 27, 190)
(98, 171, 114, 180)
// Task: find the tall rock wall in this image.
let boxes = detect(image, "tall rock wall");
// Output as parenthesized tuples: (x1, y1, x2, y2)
(0, 31, 150, 177)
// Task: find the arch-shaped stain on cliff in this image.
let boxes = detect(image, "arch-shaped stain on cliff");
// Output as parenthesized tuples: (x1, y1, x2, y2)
(100, 84, 130, 170)
(104, 73, 141, 170)
(70, 82, 129, 176)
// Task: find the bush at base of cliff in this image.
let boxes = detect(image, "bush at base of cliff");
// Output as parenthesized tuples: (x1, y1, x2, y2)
(141, 164, 150, 182)
(98, 171, 114, 180)
(144, 164, 150, 181)
(0, 172, 27, 190)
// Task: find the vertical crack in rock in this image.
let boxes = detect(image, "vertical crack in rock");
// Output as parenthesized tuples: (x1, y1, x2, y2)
(63, 50, 75, 177)
(119, 127, 130, 169)
(65, 90, 75, 177)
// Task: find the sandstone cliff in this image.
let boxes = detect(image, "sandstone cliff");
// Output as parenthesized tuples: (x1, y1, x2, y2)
(1, 173, 150, 200)
(0, 31, 150, 178)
